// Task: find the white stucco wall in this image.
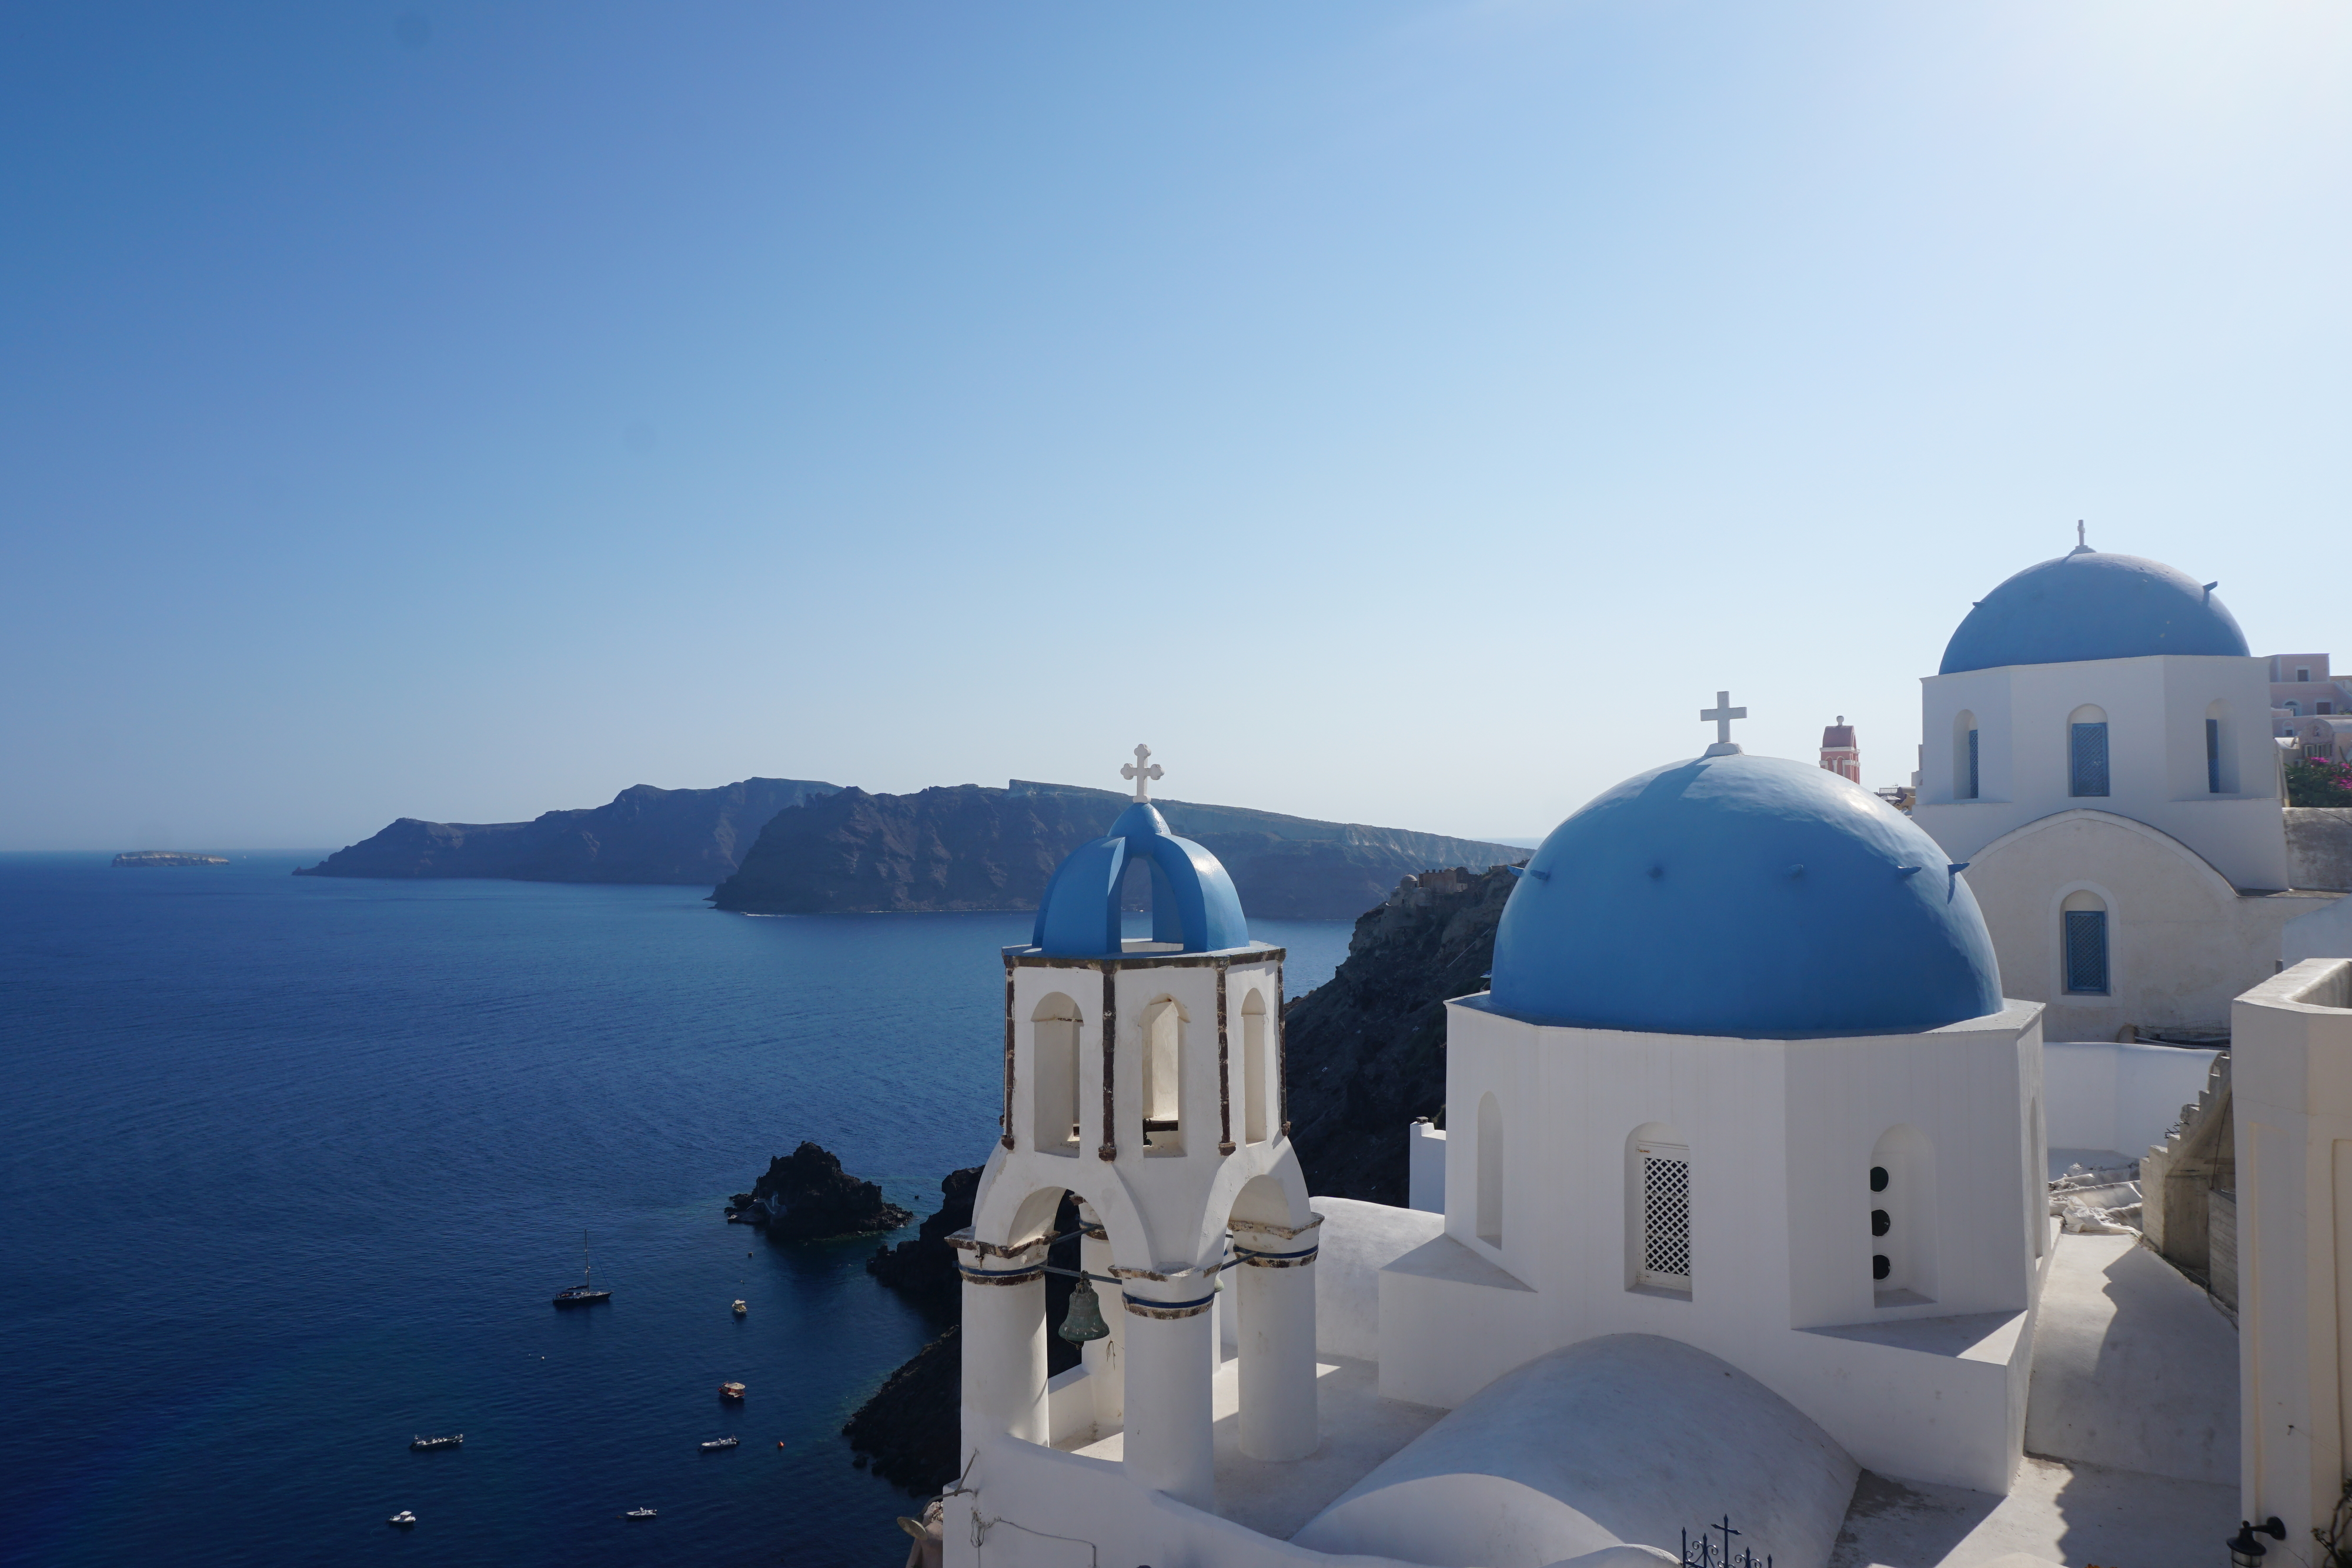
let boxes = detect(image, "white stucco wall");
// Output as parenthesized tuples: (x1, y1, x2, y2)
(1915, 653, 2290, 891)
(2232, 959, 2352, 1549)
(1959, 810, 2328, 1039)
(2042, 1039, 2221, 1158)
(1311, 1196, 1442, 1363)
(2284, 890, 2352, 965)
(1385, 995, 2046, 1494)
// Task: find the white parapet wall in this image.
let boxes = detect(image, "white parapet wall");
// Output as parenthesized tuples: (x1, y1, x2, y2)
(2042, 1039, 2221, 1161)
(2233, 958, 2352, 1549)
(1407, 1120, 1446, 1214)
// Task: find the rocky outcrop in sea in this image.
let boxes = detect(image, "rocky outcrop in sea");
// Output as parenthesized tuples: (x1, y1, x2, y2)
(730, 1142, 911, 1241)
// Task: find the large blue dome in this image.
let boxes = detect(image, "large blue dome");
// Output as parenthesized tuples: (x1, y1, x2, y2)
(1489, 754, 2002, 1038)
(1030, 801, 1248, 957)
(1939, 548, 2247, 674)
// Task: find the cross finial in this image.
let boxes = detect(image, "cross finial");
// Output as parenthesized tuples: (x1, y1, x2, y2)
(1700, 690, 1747, 757)
(1120, 743, 1164, 802)
(2076, 519, 2087, 551)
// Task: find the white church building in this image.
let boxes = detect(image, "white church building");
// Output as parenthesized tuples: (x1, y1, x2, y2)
(1910, 538, 2339, 1042)
(923, 554, 2352, 1567)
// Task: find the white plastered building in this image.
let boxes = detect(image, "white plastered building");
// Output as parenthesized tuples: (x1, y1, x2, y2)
(1911, 543, 2337, 1041)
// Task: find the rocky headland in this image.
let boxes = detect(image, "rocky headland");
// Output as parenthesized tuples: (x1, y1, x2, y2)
(730, 1142, 912, 1241)
(711, 780, 1519, 922)
(294, 777, 838, 885)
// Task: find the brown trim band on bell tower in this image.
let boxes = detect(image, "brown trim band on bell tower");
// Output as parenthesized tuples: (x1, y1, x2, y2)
(1098, 963, 1118, 1161)
(1000, 961, 1016, 1149)
(1215, 957, 1234, 1155)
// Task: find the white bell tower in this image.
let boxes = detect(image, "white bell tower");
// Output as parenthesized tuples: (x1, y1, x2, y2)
(953, 748, 1320, 1513)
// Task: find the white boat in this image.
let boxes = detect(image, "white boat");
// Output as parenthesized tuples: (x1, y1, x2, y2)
(622, 1506, 657, 1520)
(387, 1510, 416, 1528)
(731, 1298, 747, 1316)
(700, 1436, 740, 1452)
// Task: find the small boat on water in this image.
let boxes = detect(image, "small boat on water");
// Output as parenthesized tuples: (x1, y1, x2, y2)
(622, 1506, 657, 1520)
(553, 1232, 612, 1308)
(387, 1510, 416, 1529)
(700, 1436, 739, 1452)
(409, 1433, 463, 1452)
(719, 1381, 746, 1402)
(731, 1298, 747, 1316)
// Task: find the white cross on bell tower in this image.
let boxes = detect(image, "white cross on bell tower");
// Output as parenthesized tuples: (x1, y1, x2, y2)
(1700, 691, 1747, 757)
(1121, 743, 1164, 802)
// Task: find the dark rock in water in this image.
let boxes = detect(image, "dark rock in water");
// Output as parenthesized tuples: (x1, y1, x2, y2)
(843, 1326, 963, 1494)
(867, 1166, 983, 1320)
(1284, 865, 1517, 1205)
(112, 851, 228, 867)
(293, 776, 838, 885)
(740, 1142, 911, 1241)
(709, 779, 1520, 922)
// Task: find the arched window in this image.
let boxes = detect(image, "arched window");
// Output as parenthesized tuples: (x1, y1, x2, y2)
(1628, 1124, 1690, 1293)
(1476, 1092, 1504, 1246)
(1030, 994, 1082, 1154)
(2068, 705, 2109, 798)
(1869, 1125, 1938, 1305)
(1952, 710, 1980, 800)
(2062, 890, 2109, 995)
(2205, 700, 2238, 794)
(1141, 998, 1184, 1153)
(1241, 991, 1268, 1145)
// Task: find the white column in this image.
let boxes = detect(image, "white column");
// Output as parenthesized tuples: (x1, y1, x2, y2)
(1235, 1224, 1320, 1461)
(959, 1248, 1047, 1460)
(1078, 1220, 1125, 1429)
(1119, 1280, 1215, 1509)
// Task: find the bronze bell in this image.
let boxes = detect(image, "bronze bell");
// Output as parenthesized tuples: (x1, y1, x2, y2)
(1057, 1277, 1110, 1343)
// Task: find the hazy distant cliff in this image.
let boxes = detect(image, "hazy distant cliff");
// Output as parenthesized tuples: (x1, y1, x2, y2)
(295, 777, 839, 885)
(709, 780, 1520, 922)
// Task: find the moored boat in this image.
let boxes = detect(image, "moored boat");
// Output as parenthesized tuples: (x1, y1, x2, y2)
(718, 1380, 746, 1401)
(731, 1298, 747, 1316)
(553, 1232, 612, 1308)
(699, 1436, 739, 1452)
(388, 1510, 416, 1529)
(622, 1506, 657, 1520)
(409, 1433, 463, 1452)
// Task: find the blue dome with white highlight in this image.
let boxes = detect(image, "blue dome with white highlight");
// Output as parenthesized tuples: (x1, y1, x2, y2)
(1031, 801, 1250, 957)
(1489, 753, 2002, 1038)
(1940, 548, 2247, 674)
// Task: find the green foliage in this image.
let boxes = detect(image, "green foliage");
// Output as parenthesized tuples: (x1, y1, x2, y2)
(2287, 758, 2352, 808)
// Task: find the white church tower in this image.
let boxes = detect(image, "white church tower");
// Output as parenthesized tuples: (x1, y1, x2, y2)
(1912, 533, 2322, 1039)
(954, 747, 1319, 1516)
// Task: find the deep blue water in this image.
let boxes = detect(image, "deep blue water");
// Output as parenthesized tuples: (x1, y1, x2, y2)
(0, 854, 1350, 1568)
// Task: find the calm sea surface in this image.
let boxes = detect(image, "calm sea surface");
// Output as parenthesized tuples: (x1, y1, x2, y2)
(0, 854, 1351, 1568)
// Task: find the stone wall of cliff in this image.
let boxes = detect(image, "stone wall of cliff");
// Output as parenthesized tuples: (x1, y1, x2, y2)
(294, 777, 839, 885)
(710, 781, 1521, 922)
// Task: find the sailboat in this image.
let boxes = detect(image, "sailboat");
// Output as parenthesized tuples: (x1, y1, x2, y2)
(552, 1232, 612, 1308)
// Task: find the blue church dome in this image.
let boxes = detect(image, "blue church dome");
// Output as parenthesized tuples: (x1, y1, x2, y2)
(1031, 801, 1249, 958)
(1489, 754, 2002, 1038)
(1939, 548, 2247, 674)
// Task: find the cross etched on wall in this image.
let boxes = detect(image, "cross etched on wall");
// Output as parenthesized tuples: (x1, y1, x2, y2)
(1121, 744, 1164, 802)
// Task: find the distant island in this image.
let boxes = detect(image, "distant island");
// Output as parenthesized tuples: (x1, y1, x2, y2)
(710, 779, 1522, 922)
(293, 777, 839, 885)
(112, 851, 228, 867)
(295, 774, 1520, 922)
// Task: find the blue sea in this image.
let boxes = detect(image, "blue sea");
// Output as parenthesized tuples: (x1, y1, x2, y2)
(0, 854, 1351, 1567)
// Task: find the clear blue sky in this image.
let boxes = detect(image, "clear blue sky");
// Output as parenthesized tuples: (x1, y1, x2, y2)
(4, 2, 2346, 851)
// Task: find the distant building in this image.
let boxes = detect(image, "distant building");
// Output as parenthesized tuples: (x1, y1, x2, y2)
(1819, 716, 1860, 783)
(2269, 653, 2352, 761)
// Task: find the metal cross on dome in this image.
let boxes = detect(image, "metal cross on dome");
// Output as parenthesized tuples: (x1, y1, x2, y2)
(1700, 691, 1747, 757)
(1121, 743, 1164, 803)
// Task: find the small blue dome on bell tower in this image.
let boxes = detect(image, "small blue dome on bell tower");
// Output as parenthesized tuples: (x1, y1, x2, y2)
(1030, 746, 1250, 957)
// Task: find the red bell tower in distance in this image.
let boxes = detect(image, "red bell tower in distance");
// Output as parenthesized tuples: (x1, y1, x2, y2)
(1820, 716, 1860, 784)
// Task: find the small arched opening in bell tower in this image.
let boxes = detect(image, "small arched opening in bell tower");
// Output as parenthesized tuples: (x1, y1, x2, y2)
(1476, 1092, 1504, 1246)
(1241, 990, 1269, 1145)
(1030, 993, 1082, 1155)
(1140, 997, 1185, 1154)
(1953, 709, 1979, 800)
